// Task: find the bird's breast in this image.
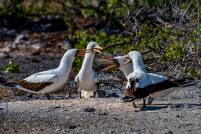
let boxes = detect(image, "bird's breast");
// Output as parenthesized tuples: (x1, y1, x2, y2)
(78, 76, 96, 91)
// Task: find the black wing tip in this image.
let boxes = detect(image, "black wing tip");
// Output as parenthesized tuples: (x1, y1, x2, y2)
(1, 82, 18, 88)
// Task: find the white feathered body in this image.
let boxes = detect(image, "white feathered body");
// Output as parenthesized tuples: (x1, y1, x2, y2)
(75, 51, 97, 98)
(125, 51, 173, 98)
(14, 49, 77, 94)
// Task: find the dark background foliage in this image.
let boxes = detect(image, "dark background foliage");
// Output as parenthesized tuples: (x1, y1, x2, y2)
(0, 0, 200, 78)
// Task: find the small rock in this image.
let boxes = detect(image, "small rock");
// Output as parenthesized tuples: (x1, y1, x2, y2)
(54, 106, 62, 109)
(164, 130, 174, 134)
(62, 40, 72, 49)
(32, 44, 41, 50)
(83, 107, 96, 112)
(0, 46, 11, 53)
(14, 33, 29, 45)
(98, 112, 108, 115)
(55, 128, 63, 132)
(69, 125, 77, 129)
(175, 114, 183, 118)
(49, 105, 62, 110)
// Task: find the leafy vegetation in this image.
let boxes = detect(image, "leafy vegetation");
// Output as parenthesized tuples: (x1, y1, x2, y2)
(0, 0, 200, 78)
(6, 61, 20, 73)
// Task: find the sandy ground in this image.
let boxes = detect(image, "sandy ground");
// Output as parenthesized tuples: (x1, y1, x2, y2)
(1, 85, 201, 134)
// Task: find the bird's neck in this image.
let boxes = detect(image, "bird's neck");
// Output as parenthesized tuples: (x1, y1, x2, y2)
(81, 52, 95, 71)
(132, 59, 147, 73)
(57, 53, 75, 74)
(119, 63, 133, 77)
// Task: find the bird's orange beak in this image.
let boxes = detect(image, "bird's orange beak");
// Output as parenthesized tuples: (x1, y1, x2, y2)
(92, 46, 103, 53)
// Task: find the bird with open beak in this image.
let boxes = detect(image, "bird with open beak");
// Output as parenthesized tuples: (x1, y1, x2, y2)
(121, 51, 199, 108)
(0, 49, 88, 96)
(101, 56, 133, 78)
(75, 42, 103, 98)
(101, 54, 154, 105)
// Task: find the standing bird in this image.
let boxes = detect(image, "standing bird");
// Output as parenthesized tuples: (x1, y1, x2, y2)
(102, 55, 153, 105)
(75, 42, 103, 98)
(1, 49, 86, 95)
(121, 51, 198, 108)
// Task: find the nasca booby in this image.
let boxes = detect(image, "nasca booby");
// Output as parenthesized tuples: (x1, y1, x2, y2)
(1, 49, 87, 95)
(122, 51, 198, 108)
(102, 55, 153, 105)
(75, 42, 103, 98)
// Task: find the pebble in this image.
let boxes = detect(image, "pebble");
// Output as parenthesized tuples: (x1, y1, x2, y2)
(83, 107, 96, 112)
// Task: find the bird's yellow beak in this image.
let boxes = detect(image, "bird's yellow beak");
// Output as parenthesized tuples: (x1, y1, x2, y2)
(92, 46, 103, 53)
(123, 55, 132, 65)
(85, 46, 103, 53)
(77, 45, 103, 56)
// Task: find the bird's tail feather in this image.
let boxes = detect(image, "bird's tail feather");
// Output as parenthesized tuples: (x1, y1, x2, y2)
(1, 82, 18, 88)
(1, 82, 38, 94)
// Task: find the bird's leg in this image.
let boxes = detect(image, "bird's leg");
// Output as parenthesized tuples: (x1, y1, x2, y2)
(142, 99, 146, 107)
(27, 93, 33, 98)
(147, 97, 154, 105)
(93, 91, 97, 98)
(45, 94, 51, 100)
(78, 92, 81, 98)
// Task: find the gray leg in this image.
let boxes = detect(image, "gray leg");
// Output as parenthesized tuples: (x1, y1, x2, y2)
(148, 97, 154, 105)
(79, 92, 81, 98)
(93, 91, 97, 98)
(143, 99, 146, 107)
(132, 101, 138, 108)
(45, 94, 51, 100)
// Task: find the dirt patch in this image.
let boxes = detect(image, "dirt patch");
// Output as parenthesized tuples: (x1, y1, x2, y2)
(1, 85, 201, 134)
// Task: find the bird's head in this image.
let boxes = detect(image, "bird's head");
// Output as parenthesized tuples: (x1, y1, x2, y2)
(86, 42, 103, 53)
(123, 51, 143, 65)
(100, 56, 129, 71)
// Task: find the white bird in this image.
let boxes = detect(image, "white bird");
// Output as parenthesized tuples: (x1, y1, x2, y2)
(102, 55, 154, 105)
(121, 51, 198, 108)
(75, 42, 103, 98)
(1, 49, 86, 95)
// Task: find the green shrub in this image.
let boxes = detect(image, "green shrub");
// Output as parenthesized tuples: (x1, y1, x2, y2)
(6, 61, 20, 73)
